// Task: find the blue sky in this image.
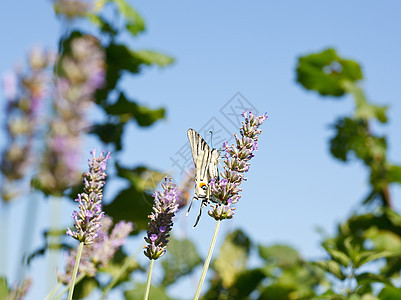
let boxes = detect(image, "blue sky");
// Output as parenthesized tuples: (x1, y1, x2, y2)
(1, 1, 401, 299)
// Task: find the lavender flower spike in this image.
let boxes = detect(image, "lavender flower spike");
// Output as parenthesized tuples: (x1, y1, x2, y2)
(208, 111, 267, 221)
(144, 177, 179, 260)
(67, 149, 111, 245)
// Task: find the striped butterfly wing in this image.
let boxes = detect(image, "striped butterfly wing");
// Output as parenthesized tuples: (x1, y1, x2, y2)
(187, 128, 213, 199)
(187, 128, 221, 227)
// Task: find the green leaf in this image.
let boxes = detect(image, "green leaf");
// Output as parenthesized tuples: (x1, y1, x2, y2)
(72, 277, 98, 299)
(296, 48, 363, 96)
(313, 294, 347, 300)
(343, 236, 359, 262)
(132, 50, 174, 67)
(258, 244, 300, 268)
(87, 14, 118, 36)
(100, 251, 141, 287)
(330, 117, 387, 165)
(0, 277, 8, 300)
(228, 269, 265, 299)
(356, 272, 392, 286)
(214, 230, 251, 288)
(389, 165, 401, 184)
(104, 165, 165, 234)
(360, 295, 378, 300)
(161, 237, 202, 286)
(116, 164, 167, 190)
(354, 250, 392, 268)
(109, 0, 146, 36)
(105, 92, 165, 127)
(104, 186, 153, 235)
(365, 227, 401, 254)
(91, 122, 125, 150)
(322, 244, 351, 267)
(125, 283, 171, 300)
(313, 260, 346, 280)
(258, 284, 295, 300)
(379, 286, 401, 300)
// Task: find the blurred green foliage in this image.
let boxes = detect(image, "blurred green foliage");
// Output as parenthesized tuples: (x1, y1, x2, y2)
(296, 48, 362, 96)
(6, 1, 401, 299)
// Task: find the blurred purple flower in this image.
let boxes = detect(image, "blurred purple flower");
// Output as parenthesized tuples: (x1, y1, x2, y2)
(208, 111, 267, 221)
(67, 149, 110, 245)
(6, 278, 32, 300)
(37, 35, 105, 194)
(0, 47, 53, 202)
(59, 216, 133, 284)
(2, 71, 18, 100)
(144, 177, 179, 260)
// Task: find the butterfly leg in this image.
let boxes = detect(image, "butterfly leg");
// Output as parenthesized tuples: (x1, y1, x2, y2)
(193, 199, 208, 227)
(186, 196, 197, 217)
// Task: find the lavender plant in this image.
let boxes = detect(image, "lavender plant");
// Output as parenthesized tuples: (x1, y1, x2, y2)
(143, 177, 179, 300)
(5, 278, 32, 300)
(65, 149, 110, 300)
(208, 111, 267, 220)
(0, 47, 53, 202)
(193, 111, 267, 300)
(59, 216, 133, 284)
(37, 35, 105, 194)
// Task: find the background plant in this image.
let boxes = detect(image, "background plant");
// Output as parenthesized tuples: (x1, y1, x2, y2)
(0, 1, 401, 300)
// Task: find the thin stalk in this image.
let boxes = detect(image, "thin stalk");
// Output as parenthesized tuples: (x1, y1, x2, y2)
(44, 282, 61, 300)
(193, 220, 221, 300)
(143, 259, 155, 300)
(52, 274, 84, 300)
(17, 192, 40, 281)
(68, 242, 84, 300)
(101, 242, 144, 299)
(48, 196, 62, 290)
(0, 202, 9, 277)
(101, 257, 131, 299)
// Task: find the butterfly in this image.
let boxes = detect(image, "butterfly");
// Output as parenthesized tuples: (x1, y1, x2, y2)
(187, 128, 220, 227)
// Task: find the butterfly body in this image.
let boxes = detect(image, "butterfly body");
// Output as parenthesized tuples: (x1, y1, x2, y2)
(187, 129, 220, 226)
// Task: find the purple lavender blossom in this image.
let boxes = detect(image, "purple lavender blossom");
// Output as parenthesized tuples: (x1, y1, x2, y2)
(1, 48, 53, 202)
(2, 71, 18, 100)
(67, 149, 111, 245)
(59, 216, 133, 284)
(37, 35, 105, 194)
(144, 177, 179, 260)
(208, 111, 267, 220)
(6, 278, 32, 300)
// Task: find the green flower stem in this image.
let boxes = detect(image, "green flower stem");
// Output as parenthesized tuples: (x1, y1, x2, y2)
(48, 196, 62, 291)
(101, 243, 143, 300)
(143, 259, 155, 300)
(68, 242, 84, 300)
(0, 203, 9, 276)
(101, 257, 133, 299)
(193, 220, 221, 300)
(44, 282, 61, 300)
(52, 274, 84, 300)
(17, 192, 39, 281)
